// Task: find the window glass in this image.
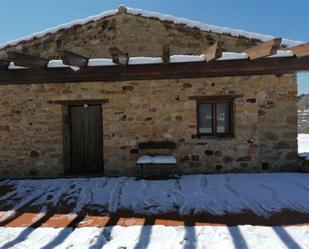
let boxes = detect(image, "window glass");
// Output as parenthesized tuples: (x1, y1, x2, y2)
(198, 104, 212, 134)
(216, 103, 230, 133)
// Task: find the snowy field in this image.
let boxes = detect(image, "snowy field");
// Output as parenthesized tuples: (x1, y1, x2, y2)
(0, 225, 309, 249)
(2, 173, 309, 217)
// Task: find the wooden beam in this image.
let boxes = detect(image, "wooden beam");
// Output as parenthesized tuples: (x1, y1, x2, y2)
(245, 38, 282, 60)
(202, 42, 223, 62)
(0, 59, 10, 69)
(162, 44, 170, 64)
(0, 55, 309, 84)
(49, 99, 109, 105)
(109, 47, 129, 65)
(7, 51, 49, 68)
(58, 50, 89, 67)
(189, 94, 244, 101)
(288, 42, 309, 57)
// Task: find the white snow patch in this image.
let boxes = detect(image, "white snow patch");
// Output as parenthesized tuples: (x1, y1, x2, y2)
(137, 155, 177, 164)
(87, 58, 116, 66)
(47, 60, 79, 71)
(128, 57, 163, 65)
(298, 134, 309, 159)
(268, 50, 294, 58)
(2, 173, 309, 217)
(47, 60, 70, 68)
(170, 55, 205, 63)
(152, 155, 177, 164)
(137, 155, 152, 164)
(0, 225, 309, 249)
(217, 52, 249, 60)
(0, 5, 302, 50)
(8, 62, 27, 69)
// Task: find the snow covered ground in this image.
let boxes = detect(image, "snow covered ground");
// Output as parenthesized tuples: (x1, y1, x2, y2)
(298, 134, 309, 160)
(2, 173, 309, 217)
(0, 225, 308, 249)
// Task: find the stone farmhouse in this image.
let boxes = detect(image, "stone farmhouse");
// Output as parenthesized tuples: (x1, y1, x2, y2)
(0, 6, 309, 178)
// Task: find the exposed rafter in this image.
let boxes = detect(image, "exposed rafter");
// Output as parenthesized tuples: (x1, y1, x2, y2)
(7, 51, 49, 68)
(288, 42, 309, 57)
(58, 50, 89, 67)
(245, 38, 282, 60)
(1, 55, 309, 84)
(202, 42, 223, 62)
(109, 47, 129, 65)
(162, 44, 170, 64)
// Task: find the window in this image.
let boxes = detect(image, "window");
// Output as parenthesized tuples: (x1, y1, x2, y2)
(197, 98, 233, 137)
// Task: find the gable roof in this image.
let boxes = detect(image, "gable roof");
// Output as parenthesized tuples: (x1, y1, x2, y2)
(0, 5, 304, 50)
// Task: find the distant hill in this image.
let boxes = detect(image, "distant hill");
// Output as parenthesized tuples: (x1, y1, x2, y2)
(298, 94, 309, 133)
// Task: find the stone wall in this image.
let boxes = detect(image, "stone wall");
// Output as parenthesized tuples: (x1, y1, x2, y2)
(0, 9, 261, 59)
(0, 7, 298, 177)
(0, 74, 297, 178)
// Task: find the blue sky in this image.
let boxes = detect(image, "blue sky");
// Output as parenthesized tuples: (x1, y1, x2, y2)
(0, 0, 308, 94)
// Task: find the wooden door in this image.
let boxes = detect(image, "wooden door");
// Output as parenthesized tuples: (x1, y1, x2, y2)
(69, 105, 103, 174)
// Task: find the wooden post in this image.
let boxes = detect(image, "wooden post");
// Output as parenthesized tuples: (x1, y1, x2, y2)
(162, 44, 170, 64)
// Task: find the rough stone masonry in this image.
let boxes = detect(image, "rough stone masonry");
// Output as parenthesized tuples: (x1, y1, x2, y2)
(0, 7, 298, 177)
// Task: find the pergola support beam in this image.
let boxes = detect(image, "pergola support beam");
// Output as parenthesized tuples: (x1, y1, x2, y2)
(288, 42, 309, 57)
(245, 38, 282, 60)
(0, 59, 10, 69)
(7, 51, 49, 68)
(1, 55, 309, 84)
(58, 50, 89, 67)
(202, 42, 223, 62)
(109, 47, 129, 65)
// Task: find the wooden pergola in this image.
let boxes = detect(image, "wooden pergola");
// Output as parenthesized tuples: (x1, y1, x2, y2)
(0, 38, 309, 84)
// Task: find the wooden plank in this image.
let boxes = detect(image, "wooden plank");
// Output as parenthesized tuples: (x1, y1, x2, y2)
(245, 38, 282, 60)
(288, 42, 309, 57)
(7, 51, 49, 68)
(83, 105, 103, 173)
(189, 94, 244, 101)
(0, 59, 10, 69)
(50, 99, 109, 105)
(162, 44, 170, 64)
(202, 42, 222, 62)
(70, 106, 85, 174)
(138, 141, 177, 150)
(58, 50, 89, 67)
(109, 47, 129, 65)
(1, 55, 309, 84)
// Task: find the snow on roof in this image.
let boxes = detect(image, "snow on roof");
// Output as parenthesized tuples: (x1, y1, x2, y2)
(0, 5, 304, 50)
(170, 55, 205, 63)
(217, 52, 248, 61)
(5, 51, 295, 70)
(128, 57, 162, 65)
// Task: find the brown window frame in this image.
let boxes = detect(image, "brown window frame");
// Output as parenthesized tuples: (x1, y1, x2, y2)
(196, 97, 234, 138)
